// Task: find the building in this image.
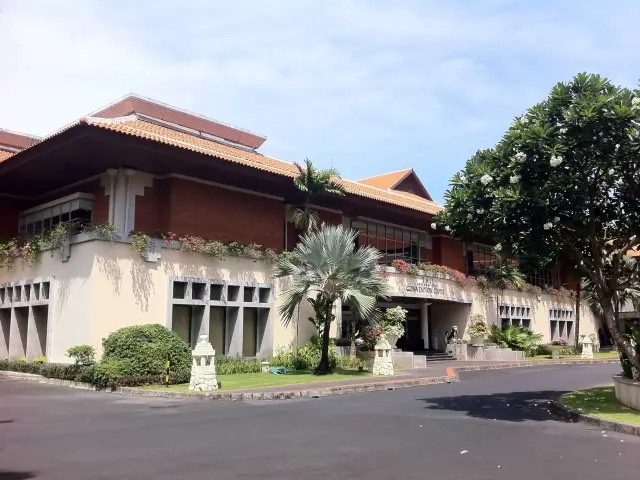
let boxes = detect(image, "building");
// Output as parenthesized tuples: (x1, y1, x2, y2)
(0, 95, 600, 363)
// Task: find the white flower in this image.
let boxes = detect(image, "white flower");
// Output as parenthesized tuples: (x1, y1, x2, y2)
(480, 174, 493, 185)
(476, 208, 485, 214)
(615, 144, 620, 152)
(543, 222, 553, 230)
(430, 223, 437, 230)
(550, 155, 563, 167)
(559, 128, 567, 134)
(608, 169, 614, 175)
(513, 152, 526, 163)
(467, 213, 473, 219)
(520, 116, 529, 125)
(632, 97, 640, 108)
(459, 174, 466, 183)
(510, 174, 520, 184)
(445, 226, 451, 232)
(495, 244, 502, 252)
(554, 217, 560, 222)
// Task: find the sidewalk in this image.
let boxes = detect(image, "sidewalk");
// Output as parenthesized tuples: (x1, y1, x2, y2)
(117, 357, 620, 401)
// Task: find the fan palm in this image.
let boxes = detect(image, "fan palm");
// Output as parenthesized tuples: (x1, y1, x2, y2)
(292, 158, 345, 231)
(273, 225, 391, 373)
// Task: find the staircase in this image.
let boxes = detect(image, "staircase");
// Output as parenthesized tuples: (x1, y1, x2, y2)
(409, 350, 456, 368)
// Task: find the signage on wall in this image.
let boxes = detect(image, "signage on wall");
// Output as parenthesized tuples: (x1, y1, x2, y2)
(394, 277, 467, 303)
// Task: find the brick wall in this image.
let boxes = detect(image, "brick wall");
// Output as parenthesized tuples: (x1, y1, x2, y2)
(0, 199, 23, 239)
(135, 178, 285, 250)
(432, 236, 467, 273)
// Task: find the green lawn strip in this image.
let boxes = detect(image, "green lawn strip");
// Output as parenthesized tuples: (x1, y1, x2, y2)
(143, 369, 374, 392)
(560, 386, 640, 425)
(527, 352, 619, 361)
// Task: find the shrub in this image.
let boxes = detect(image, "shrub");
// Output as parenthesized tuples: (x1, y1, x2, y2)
(559, 346, 577, 355)
(101, 324, 191, 377)
(66, 345, 96, 366)
(551, 338, 568, 346)
(16, 356, 26, 363)
(214, 356, 262, 375)
(489, 325, 542, 356)
(32, 356, 46, 364)
(298, 335, 336, 370)
(335, 356, 366, 370)
(467, 314, 489, 338)
(534, 345, 553, 357)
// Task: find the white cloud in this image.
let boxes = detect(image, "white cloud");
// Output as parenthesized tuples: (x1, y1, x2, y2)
(2, 0, 640, 201)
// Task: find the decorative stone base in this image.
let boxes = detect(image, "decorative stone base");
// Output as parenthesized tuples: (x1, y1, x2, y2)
(372, 361, 394, 376)
(613, 375, 640, 411)
(189, 373, 219, 392)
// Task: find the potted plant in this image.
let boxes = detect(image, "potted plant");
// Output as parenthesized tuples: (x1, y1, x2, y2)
(378, 306, 408, 348)
(467, 314, 489, 346)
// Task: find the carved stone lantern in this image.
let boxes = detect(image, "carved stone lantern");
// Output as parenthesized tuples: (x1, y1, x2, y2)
(189, 335, 219, 391)
(580, 335, 594, 359)
(372, 335, 394, 376)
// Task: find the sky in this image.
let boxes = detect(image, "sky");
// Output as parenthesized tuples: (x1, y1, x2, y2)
(2, 0, 640, 204)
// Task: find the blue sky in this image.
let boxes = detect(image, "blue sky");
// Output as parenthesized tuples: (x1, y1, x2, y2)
(2, 0, 640, 203)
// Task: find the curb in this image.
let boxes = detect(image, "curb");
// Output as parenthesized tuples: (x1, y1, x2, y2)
(550, 400, 640, 437)
(116, 374, 458, 401)
(0, 357, 620, 401)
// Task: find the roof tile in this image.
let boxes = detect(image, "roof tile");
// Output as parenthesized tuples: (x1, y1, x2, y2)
(358, 169, 412, 189)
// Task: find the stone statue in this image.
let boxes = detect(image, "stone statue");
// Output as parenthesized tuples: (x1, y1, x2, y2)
(444, 326, 458, 354)
(372, 335, 394, 376)
(189, 335, 219, 391)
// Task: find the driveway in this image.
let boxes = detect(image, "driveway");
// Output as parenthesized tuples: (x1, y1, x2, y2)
(0, 364, 638, 479)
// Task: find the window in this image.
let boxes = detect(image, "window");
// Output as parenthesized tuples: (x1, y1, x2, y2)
(525, 268, 559, 288)
(550, 308, 574, 342)
(351, 219, 422, 264)
(19, 193, 94, 237)
(499, 304, 532, 329)
(467, 244, 498, 277)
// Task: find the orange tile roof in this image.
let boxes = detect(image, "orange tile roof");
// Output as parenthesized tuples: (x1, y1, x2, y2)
(359, 168, 412, 189)
(0, 150, 14, 163)
(628, 249, 640, 257)
(85, 116, 443, 215)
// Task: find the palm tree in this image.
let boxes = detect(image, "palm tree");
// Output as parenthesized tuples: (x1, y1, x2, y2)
(292, 158, 346, 231)
(273, 225, 392, 374)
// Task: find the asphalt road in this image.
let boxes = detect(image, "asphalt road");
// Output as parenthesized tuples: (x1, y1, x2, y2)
(1, 364, 638, 480)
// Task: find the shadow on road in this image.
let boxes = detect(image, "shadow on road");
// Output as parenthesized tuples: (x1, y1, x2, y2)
(419, 390, 571, 422)
(0, 471, 36, 480)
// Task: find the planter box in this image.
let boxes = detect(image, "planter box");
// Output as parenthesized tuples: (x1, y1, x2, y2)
(613, 375, 640, 411)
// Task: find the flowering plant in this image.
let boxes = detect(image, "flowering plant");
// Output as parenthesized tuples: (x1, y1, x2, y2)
(391, 258, 411, 274)
(467, 314, 489, 338)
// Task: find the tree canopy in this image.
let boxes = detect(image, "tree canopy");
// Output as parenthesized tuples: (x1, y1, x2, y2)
(439, 73, 640, 375)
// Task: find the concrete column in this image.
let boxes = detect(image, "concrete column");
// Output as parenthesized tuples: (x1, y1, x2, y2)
(100, 168, 153, 235)
(420, 301, 430, 350)
(0, 309, 10, 358)
(226, 306, 244, 355)
(26, 306, 48, 361)
(257, 307, 273, 358)
(8, 307, 28, 359)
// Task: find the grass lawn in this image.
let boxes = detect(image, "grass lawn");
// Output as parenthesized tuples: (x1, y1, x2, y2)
(527, 351, 619, 361)
(560, 386, 640, 425)
(144, 368, 374, 392)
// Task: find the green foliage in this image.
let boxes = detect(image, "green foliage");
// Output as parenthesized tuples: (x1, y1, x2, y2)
(292, 158, 345, 232)
(379, 306, 407, 337)
(269, 336, 337, 371)
(307, 294, 336, 335)
(101, 324, 191, 377)
(489, 325, 543, 356)
(440, 72, 640, 371)
(16, 356, 26, 363)
(335, 356, 366, 370)
(214, 356, 262, 375)
(273, 225, 391, 372)
(92, 359, 126, 389)
(66, 345, 96, 366)
(467, 314, 489, 338)
(83, 222, 120, 242)
(534, 344, 553, 357)
(129, 231, 152, 258)
(32, 356, 46, 364)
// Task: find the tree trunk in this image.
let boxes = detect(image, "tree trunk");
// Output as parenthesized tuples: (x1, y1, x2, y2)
(349, 319, 357, 360)
(574, 282, 581, 352)
(603, 301, 640, 379)
(315, 298, 334, 375)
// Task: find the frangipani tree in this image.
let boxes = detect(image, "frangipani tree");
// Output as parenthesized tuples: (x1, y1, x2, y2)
(273, 225, 391, 374)
(439, 73, 640, 377)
